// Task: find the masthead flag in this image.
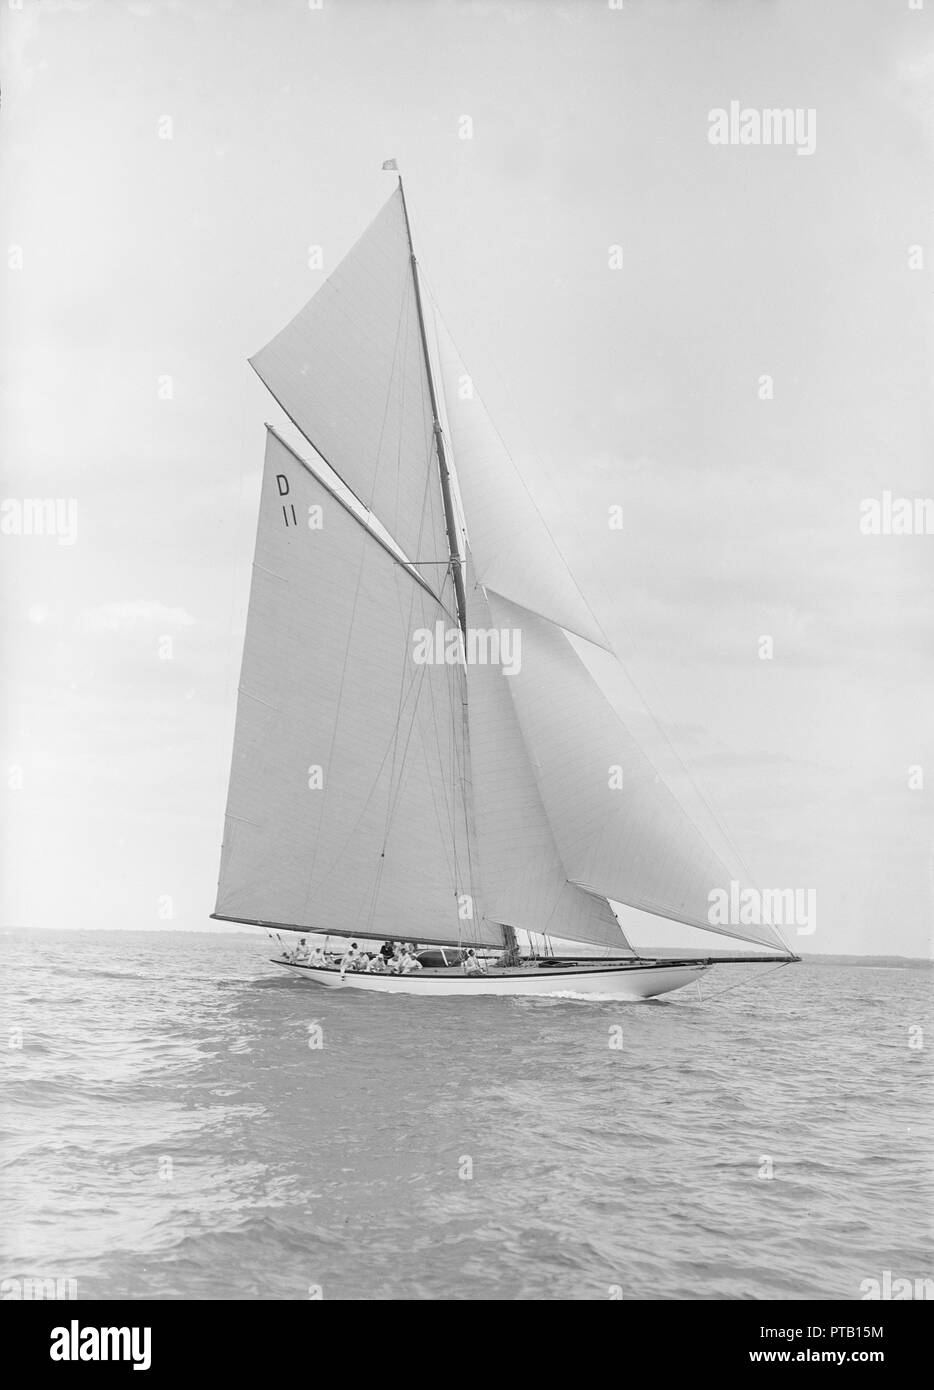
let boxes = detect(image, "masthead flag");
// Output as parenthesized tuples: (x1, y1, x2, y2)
(381, 158, 398, 171)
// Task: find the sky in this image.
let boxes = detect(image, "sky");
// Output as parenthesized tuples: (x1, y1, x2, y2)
(1, 0, 931, 957)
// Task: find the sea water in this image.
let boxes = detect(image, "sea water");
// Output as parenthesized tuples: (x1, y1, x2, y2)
(2, 930, 931, 1300)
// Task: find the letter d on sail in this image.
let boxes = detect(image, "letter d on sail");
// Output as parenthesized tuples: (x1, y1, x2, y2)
(277, 472, 298, 526)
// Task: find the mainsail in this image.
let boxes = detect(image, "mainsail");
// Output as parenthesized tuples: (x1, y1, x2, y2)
(215, 429, 500, 948)
(216, 179, 793, 961)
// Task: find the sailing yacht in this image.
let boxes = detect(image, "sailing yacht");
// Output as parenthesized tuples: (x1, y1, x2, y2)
(212, 172, 798, 1000)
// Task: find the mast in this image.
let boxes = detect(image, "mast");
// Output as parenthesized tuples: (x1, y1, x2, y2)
(398, 175, 468, 637)
(397, 173, 518, 955)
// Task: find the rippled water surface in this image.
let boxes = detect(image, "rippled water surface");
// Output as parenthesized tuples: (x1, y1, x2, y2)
(2, 930, 932, 1300)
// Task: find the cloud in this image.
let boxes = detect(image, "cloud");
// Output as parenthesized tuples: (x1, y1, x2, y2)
(893, 49, 934, 144)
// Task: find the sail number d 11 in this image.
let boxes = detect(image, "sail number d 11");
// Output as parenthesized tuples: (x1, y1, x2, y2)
(275, 473, 323, 531)
(276, 473, 298, 528)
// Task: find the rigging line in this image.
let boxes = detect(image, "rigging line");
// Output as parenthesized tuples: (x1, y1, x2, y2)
(305, 651, 431, 900)
(419, 273, 610, 648)
(452, 651, 480, 947)
(403, 649, 463, 916)
(362, 839, 386, 939)
(385, 482, 458, 862)
(424, 291, 471, 572)
(387, 593, 469, 943)
(410, 278, 449, 581)
(378, 250, 450, 586)
(368, 257, 410, 529)
(445, 565, 485, 946)
(380, 641, 434, 833)
(301, 575, 442, 905)
(693, 959, 796, 1006)
(442, 620, 466, 847)
(414, 607, 464, 889)
(421, 280, 472, 550)
(534, 884, 569, 943)
(403, 269, 447, 580)
(401, 336, 472, 906)
(377, 660, 456, 917)
(380, 571, 461, 895)
(366, 274, 448, 608)
(380, 509, 426, 862)
(421, 291, 463, 596)
(298, 507, 372, 914)
(390, 279, 411, 547)
(364, 681, 413, 941)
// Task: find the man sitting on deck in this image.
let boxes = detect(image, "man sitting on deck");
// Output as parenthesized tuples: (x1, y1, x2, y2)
(462, 949, 485, 976)
(400, 947, 422, 974)
(386, 944, 404, 974)
(340, 942, 361, 978)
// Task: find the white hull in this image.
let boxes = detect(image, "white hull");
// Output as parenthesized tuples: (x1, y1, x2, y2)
(273, 958, 708, 1000)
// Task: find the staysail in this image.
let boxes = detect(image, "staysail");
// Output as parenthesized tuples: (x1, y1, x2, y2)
(481, 590, 789, 952)
(464, 556, 633, 954)
(214, 429, 501, 948)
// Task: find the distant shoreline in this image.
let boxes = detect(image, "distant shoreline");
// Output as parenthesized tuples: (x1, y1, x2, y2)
(2, 925, 931, 967)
